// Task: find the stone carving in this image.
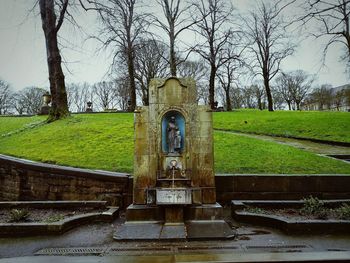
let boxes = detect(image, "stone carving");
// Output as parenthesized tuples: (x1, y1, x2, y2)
(167, 116, 181, 153)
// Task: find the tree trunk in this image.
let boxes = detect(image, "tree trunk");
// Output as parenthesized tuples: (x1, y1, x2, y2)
(127, 46, 136, 112)
(225, 88, 232, 111)
(287, 101, 291, 110)
(257, 96, 262, 110)
(209, 64, 216, 109)
(169, 25, 177, 76)
(39, 0, 69, 121)
(263, 75, 274, 111)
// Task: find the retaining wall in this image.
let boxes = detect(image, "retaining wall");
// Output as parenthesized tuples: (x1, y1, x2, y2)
(1, 155, 349, 208)
(0, 155, 131, 207)
(215, 174, 350, 203)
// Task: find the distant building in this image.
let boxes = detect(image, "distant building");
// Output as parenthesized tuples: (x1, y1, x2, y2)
(301, 84, 350, 112)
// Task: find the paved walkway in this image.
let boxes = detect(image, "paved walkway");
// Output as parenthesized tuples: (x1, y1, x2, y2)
(2, 251, 350, 263)
(1, 216, 350, 262)
(217, 130, 350, 156)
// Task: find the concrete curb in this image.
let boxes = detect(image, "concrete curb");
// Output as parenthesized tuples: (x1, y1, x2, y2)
(0, 206, 119, 237)
(231, 200, 350, 234)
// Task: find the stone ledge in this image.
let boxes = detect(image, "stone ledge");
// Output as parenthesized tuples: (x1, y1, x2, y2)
(0, 206, 119, 237)
(0, 201, 107, 209)
(231, 200, 350, 234)
(0, 154, 130, 181)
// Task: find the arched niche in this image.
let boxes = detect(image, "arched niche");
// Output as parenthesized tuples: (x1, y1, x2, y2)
(161, 110, 185, 154)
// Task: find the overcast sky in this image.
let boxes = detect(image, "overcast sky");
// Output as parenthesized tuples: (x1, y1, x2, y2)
(0, 0, 348, 92)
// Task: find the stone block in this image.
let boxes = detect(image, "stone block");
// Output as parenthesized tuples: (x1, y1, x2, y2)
(134, 139, 149, 155)
(126, 204, 164, 221)
(184, 203, 223, 220)
(134, 154, 149, 178)
(198, 121, 212, 138)
(202, 187, 216, 204)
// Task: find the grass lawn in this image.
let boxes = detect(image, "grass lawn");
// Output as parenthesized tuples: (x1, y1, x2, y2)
(0, 113, 348, 174)
(0, 114, 134, 172)
(214, 110, 350, 143)
(214, 131, 350, 174)
(0, 116, 46, 136)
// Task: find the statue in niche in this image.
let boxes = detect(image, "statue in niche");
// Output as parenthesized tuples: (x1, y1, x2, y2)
(167, 116, 181, 153)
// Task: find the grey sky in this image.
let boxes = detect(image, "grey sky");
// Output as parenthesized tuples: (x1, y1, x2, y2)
(0, 0, 348, 92)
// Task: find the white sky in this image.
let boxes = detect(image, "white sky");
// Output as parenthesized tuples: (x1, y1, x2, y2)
(0, 0, 348, 92)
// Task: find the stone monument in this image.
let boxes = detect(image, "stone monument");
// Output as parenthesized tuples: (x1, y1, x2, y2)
(114, 77, 234, 240)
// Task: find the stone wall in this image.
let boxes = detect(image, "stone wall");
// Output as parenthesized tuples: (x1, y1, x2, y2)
(215, 174, 350, 203)
(0, 154, 131, 207)
(1, 154, 349, 208)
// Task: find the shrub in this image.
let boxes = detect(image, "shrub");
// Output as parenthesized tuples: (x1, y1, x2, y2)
(335, 204, 350, 220)
(301, 196, 327, 219)
(9, 209, 30, 222)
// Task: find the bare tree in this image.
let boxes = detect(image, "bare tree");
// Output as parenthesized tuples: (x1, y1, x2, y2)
(333, 89, 345, 110)
(251, 84, 266, 110)
(287, 70, 314, 110)
(192, 0, 241, 109)
(241, 85, 256, 108)
(345, 86, 350, 106)
(16, 87, 47, 115)
(12, 92, 27, 115)
(115, 76, 130, 111)
(177, 60, 207, 80)
(272, 87, 285, 110)
(243, 0, 296, 111)
(93, 0, 148, 112)
(65, 84, 75, 112)
(39, 0, 70, 121)
(298, 0, 350, 70)
(0, 79, 13, 115)
(217, 60, 238, 111)
(68, 82, 93, 112)
(275, 73, 294, 110)
(93, 81, 118, 110)
(310, 84, 333, 110)
(230, 87, 244, 109)
(154, 0, 198, 76)
(134, 38, 168, 105)
(177, 60, 209, 104)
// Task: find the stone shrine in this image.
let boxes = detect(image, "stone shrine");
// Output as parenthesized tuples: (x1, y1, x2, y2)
(114, 77, 234, 240)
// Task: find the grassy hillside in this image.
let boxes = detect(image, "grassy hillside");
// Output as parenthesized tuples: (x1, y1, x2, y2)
(0, 116, 45, 136)
(214, 131, 349, 174)
(214, 110, 350, 143)
(0, 113, 348, 174)
(0, 114, 133, 172)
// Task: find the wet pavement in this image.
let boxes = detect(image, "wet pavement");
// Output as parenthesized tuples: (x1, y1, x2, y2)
(1, 214, 350, 262)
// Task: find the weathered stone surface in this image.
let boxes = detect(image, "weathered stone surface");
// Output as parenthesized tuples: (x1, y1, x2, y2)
(127, 76, 225, 239)
(0, 154, 130, 207)
(132, 77, 216, 211)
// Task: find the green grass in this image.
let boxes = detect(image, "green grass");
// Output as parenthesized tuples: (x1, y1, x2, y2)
(0, 113, 348, 174)
(0, 114, 134, 172)
(214, 110, 350, 143)
(214, 131, 350, 174)
(0, 116, 46, 136)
